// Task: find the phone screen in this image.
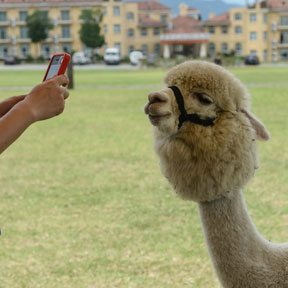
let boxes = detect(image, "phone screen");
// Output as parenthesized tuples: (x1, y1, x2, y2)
(45, 55, 64, 80)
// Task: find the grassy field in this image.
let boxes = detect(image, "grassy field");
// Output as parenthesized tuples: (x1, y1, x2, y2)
(0, 65, 287, 288)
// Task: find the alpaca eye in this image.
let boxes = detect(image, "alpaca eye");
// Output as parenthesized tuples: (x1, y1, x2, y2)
(194, 93, 213, 105)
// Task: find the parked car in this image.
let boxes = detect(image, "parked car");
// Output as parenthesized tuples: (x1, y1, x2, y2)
(129, 51, 145, 65)
(244, 55, 260, 65)
(72, 52, 91, 65)
(4, 56, 20, 65)
(104, 48, 121, 65)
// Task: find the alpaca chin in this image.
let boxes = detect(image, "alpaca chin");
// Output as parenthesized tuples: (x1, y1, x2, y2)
(153, 117, 259, 203)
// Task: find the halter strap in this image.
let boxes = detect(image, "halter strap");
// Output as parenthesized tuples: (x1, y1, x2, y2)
(169, 86, 215, 130)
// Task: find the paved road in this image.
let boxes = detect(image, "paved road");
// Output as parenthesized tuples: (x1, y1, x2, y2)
(0, 63, 140, 71)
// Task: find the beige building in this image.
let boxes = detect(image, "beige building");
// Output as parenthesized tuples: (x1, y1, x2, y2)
(204, 0, 288, 62)
(0, 0, 171, 59)
(160, 3, 209, 59)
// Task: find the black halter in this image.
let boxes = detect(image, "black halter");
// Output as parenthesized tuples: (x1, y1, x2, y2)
(169, 86, 215, 130)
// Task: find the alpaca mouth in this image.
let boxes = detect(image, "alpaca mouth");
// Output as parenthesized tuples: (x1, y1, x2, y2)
(148, 114, 170, 125)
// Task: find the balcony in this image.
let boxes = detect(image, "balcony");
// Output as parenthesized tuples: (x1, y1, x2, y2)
(18, 38, 31, 43)
(279, 25, 288, 30)
(59, 37, 73, 43)
(0, 38, 10, 43)
(0, 21, 9, 26)
(58, 19, 73, 25)
(16, 20, 27, 26)
(278, 42, 288, 48)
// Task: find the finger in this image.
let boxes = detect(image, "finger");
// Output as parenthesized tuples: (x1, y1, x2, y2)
(61, 88, 69, 100)
(14, 94, 27, 102)
(54, 74, 69, 87)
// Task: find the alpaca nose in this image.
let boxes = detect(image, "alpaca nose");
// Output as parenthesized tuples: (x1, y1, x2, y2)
(144, 90, 169, 115)
(147, 91, 168, 105)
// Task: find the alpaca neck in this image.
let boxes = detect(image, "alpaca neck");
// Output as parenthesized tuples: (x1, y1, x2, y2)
(198, 190, 284, 288)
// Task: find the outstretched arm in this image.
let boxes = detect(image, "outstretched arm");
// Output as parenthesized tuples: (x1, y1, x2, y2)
(0, 75, 69, 154)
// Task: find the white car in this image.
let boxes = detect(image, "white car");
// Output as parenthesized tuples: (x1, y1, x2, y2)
(104, 48, 121, 65)
(72, 52, 91, 65)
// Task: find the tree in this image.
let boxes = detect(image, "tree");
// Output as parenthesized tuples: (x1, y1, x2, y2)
(79, 9, 105, 62)
(26, 11, 53, 58)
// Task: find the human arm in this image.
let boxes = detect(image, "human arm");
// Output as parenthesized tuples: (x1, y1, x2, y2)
(0, 75, 69, 154)
(0, 95, 26, 118)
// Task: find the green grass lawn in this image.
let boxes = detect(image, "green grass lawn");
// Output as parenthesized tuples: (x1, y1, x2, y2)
(0, 65, 287, 288)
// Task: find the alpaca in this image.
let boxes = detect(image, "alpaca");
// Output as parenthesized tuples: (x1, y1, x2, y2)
(144, 61, 288, 288)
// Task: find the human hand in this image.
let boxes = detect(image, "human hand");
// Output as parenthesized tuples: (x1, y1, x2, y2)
(23, 74, 69, 122)
(0, 95, 26, 118)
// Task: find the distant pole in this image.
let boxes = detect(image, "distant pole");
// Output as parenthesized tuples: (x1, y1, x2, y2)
(67, 60, 74, 89)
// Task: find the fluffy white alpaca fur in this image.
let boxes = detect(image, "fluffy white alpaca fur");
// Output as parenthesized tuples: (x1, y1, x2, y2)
(144, 61, 287, 288)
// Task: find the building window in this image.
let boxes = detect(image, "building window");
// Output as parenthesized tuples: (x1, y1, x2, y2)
(208, 26, 215, 34)
(154, 44, 160, 55)
(19, 11, 28, 22)
(208, 43, 215, 56)
(279, 49, 288, 60)
(128, 45, 134, 54)
(234, 13, 242, 20)
(113, 6, 120, 16)
(103, 7, 107, 16)
(20, 44, 29, 57)
(142, 44, 148, 55)
(0, 46, 9, 58)
(126, 12, 134, 20)
(250, 32, 257, 40)
(250, 13, 256, 23)
(221, 43, 228, 54)
(62, 43, 72, 53)
(103, 24, 108, 34)
(235, 26, 242, 34)
(280, 31, 288, 43)
(20, 27, 29, 39)
(114, 24, 121, 34)
(221, 26, 228, 34)
(0, 27, 7, 39)
(114, 42, 121, 55)
(250, 50, 257, 56)
(39, 10, 49, 20)
(263, 49, 268, 62)
(263, 31, 267, 40)
(161, 14, 167, 23)
(0, 11, 7, 22)
(61, 10, 70, 21)
(154, 27, 160, 36)
(263, 13, 267, 23)
(61, 26, 70, 38)
(280, 15, 288, 26)
(235, 43, 242, 56)
(127, 28, 134, 37)
(141, 28, 147, 36)
(41, 44, 51, 58)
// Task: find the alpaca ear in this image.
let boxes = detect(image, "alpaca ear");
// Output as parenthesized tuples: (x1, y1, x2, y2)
(241, 109, 270, 141)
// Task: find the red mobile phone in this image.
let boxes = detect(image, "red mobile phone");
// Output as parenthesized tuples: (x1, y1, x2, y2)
(43, 53, 71, 82)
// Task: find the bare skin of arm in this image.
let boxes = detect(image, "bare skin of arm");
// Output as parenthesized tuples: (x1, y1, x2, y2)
(0, 74, 69, 154)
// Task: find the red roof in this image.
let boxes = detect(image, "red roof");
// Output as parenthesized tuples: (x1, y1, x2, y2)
(138, 16, 165, 27)
(205, 12, 230, 25)
(135, 1, 171, 11)
(266, 0, 288, 8)
(167, 15, 203, 34)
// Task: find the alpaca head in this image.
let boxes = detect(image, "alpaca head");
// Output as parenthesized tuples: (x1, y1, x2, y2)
(144, 61, 270, 202)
